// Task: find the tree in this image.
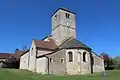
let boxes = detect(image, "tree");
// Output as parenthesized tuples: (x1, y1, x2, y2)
(22, 45, 27, 51)
(15, 48, 20, 53)
(113, 56, 120, 67)
(100, 53, 110, 67)
(3, 55, 19, 69)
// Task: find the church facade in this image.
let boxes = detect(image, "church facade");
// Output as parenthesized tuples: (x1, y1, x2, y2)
(20, 8, 105, 75)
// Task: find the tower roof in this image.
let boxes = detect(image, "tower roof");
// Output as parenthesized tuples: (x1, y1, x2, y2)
(51, 7, 76, 17)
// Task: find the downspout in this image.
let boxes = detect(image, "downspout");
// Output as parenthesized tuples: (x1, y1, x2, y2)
(45, 55, 49, 75)
(90, 50, 94, 74)
(28, 51, 30, 70)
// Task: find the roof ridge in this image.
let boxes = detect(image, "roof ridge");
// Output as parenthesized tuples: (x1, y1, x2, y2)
(42, 34, 52, 40)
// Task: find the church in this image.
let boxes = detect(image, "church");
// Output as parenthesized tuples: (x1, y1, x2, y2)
(20, 8, 105, 75)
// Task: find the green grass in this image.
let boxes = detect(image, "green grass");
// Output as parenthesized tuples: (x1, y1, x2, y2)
(0, 68, 120, 80)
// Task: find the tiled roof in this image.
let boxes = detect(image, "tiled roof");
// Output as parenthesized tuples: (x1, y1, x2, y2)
(13, 51, 26, 59)
(34, 38, 57, 50)
(36, 37, 93, 58)
(0, 53, 12, 59)
(59, 38, 91, 50)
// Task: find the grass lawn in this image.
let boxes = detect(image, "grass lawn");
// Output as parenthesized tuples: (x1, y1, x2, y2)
(0, 68, 120, 80)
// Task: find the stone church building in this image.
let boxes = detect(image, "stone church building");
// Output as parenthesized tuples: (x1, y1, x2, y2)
(20, 8, 105, 75)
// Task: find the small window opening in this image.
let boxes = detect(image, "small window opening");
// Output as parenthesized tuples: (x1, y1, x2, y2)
(61, 58, 64, 63)
(66, 13, 70, 18)
(50, 58, 53, 63)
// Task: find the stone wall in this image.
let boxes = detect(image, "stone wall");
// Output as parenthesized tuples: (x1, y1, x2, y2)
(47, 49, 67, 75)
(20, 52, 29, 70)
(66, 49, 91, 75)
(92, 52, 105, 72)
(36, 57, 47, 74)
(28, 40, 37, 72)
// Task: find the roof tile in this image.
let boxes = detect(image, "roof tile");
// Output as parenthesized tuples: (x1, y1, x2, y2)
(34, 38, 57, 50)
(0, 53, 12, 59)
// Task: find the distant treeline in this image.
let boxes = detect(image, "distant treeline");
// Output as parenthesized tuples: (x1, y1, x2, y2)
(101, 53, 120, 70)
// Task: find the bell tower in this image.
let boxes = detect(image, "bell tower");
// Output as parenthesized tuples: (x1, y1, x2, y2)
(52, 8, 76, 45)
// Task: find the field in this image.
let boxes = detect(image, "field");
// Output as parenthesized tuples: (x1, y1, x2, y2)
(0, 68, 120, 80)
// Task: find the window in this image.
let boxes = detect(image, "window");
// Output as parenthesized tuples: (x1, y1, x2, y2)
(60, 58, 64, 63)
(66, 13, 70, 18)
(31, 48, 33, 56)
(83, 52, 87, 62)
(49, 58, 53, 63)
(55, 14, 57, 18)
(68, 51, 73, 62)
(54, 14, 57, 20)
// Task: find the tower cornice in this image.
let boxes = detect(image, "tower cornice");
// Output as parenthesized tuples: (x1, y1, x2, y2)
(51, 7, 76, 17)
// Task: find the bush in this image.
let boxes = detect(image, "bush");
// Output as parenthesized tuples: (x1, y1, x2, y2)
(2, 57, 20, 69)
(105, 67, 114, 70)
(114, 67, 120, 70)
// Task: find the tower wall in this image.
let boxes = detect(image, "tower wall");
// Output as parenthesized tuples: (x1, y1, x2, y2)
(52, 8, 76, 45)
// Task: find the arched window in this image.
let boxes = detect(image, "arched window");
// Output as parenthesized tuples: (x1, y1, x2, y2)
(83, 52, 87, 62)
(68, 51, 73, 62)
